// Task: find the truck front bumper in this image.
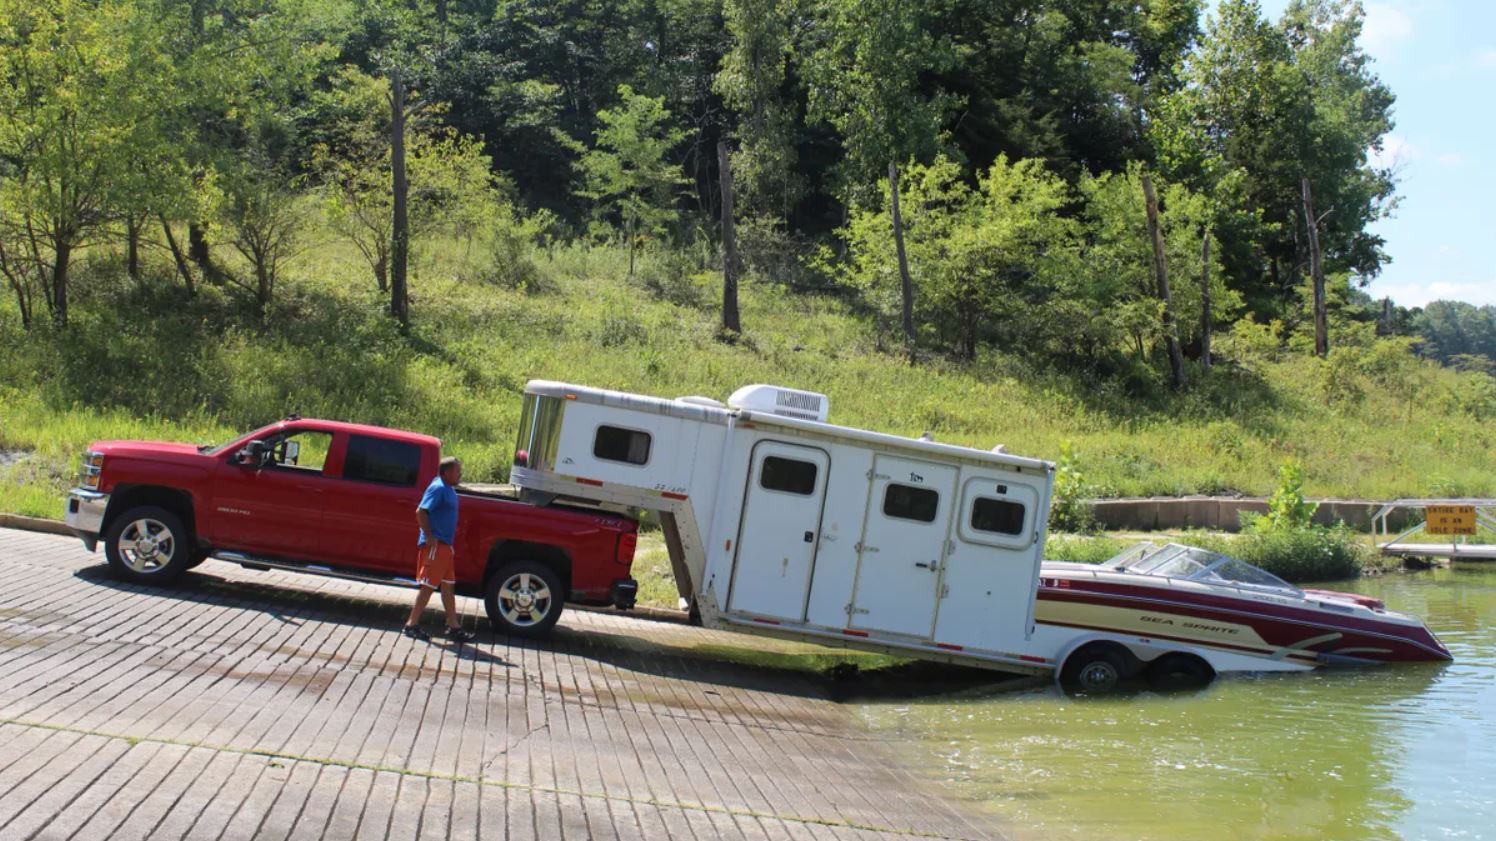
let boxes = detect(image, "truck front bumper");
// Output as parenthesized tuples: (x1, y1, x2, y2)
(64, 488, 109, 552)
(610, 577, 638, 610)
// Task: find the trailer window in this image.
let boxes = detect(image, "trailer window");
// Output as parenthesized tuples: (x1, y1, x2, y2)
(759, 456, 818, 495)
(343, 435, 422, 486)
(883, 484, 939, 523)
(970, 497, 1026, 536)
(594, 425, 651, 465)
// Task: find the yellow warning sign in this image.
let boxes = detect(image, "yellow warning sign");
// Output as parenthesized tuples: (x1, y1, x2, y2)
(1426, 505, 1477, 535)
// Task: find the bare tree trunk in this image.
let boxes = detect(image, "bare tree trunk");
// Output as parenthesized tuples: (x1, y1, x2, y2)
(390, 67, 410, 328)
(126, 215, 141, 280)
(1200, 225, 1212, 370)
(627, 215, 636, 278)
(159, 216, 197, 298)
(51, 239, 71, 327)
(0, 239, 33, 329)
(889, 162, 915, 362)
(1141, 174, 1186, 389)
(1302, 177, 1328, 357)
(188, 222, 219, 282)
(718, 142, 741, 336)
(375, 253, 388, 293)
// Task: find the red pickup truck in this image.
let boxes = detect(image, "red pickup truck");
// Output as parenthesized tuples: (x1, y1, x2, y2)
(63, 417, 639, 637)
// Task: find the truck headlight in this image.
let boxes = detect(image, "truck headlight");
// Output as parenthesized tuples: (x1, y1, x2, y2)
(80, 451, 104, 489)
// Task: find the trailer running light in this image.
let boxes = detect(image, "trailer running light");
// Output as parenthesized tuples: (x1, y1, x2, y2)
(752, 617, 781, 625)
(661, 491, 688, 500)
(935, 642, 963, 651)
(1019, 655, 1049, 664)
(575, 477, 603, 486)
(615, 532, 637, 564)
(513, 448, 530, 468)
(841, 629, 869, 637)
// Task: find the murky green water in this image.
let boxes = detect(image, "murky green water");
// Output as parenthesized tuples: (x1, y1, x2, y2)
(861, 565, 1496, 841)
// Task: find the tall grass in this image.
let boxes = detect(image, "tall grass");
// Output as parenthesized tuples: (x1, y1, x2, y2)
(2, 234, 1494, 523)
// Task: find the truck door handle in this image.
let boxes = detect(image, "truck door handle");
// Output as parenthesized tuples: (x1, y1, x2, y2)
(803, 531, 814, 543)
(915, 561, 939, 571)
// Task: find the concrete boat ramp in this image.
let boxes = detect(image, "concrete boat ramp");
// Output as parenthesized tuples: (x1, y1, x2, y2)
(0, 528, 1009, 841)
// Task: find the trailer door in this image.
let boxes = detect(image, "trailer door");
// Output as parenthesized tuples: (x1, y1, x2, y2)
(849, 455, 957, 639)
(726, 441, 830, 621)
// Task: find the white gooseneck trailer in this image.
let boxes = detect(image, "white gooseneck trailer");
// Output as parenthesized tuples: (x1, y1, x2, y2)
(509, 380, 1058, 675)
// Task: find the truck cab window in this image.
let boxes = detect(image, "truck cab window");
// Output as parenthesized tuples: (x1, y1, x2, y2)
(268, 431, 331, 472)
(343, 435, 421, 486)
(594, 426, 651, 465)
(883, 484, 939, 522)
(970, 497, 1025, 536)
(759, 456, 817, 495)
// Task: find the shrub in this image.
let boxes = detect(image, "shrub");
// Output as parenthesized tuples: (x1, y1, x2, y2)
(1232, 525, 1364, 582)
(1045, 534, 1124, 563)
(1048, 441, 1097, 533)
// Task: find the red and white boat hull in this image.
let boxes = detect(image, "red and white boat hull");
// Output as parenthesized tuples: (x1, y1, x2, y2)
(1035, 565, 1451, 671)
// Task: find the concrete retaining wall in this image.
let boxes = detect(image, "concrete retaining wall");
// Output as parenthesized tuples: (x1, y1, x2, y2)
(1089, 497, 1420, 533)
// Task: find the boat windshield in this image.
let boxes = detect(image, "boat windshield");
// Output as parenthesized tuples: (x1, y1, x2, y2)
(1109, 543, 1300, 595)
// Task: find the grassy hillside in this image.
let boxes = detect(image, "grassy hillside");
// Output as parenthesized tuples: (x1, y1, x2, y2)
(3, 240, 1495, 520)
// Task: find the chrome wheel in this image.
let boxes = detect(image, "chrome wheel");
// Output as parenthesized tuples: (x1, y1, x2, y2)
(118, 518, 175, 573)
(1077, 660, 1121, 693)
(497, 572, 553, 627)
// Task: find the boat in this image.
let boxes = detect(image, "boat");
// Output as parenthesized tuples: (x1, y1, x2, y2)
(1034, 543, 1451, 690)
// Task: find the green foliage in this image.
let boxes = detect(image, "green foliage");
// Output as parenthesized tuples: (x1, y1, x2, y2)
(803, 0, 958, 193)
(577, 86, 688, 272)
(1049, 442, 1097, 534)
(1233, 525, 1364, 583)
(1259, 459, 1317, 531)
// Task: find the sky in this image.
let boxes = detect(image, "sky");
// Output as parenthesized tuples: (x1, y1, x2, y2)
(1253, 0, 1495, 308)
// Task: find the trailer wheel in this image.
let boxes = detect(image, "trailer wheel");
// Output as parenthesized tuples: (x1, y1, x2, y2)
(485, 560, 564, 638)
(1060, 645, 1132, 694)
(103, 505, 192, 585)
(1146, 653, 1214, 689)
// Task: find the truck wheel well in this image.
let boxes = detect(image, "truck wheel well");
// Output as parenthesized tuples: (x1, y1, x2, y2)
(486, 540, 572, 593)
(106, 485, 197, 541)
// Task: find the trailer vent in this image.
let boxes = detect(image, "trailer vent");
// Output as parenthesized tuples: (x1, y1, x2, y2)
(728, 384, 830, 423)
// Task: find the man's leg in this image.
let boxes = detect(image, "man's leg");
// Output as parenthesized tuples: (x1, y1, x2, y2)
(438, 583, 474, 641)
(406, 586, 435, 626)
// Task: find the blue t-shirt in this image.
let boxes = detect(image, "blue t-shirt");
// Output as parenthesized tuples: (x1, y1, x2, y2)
(417, 475, 459, 546)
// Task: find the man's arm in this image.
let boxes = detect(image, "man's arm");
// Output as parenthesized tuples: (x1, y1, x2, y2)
(416, 506, 433, 538)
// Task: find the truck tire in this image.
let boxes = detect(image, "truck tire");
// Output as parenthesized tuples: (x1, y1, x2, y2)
(485, 560, 565, 638)
(103, 505, 192, 585)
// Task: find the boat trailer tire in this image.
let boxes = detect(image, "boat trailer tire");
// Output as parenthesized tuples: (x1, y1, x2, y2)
(1060, 645, 1133, 693)
(1146, 653, 1214, 688)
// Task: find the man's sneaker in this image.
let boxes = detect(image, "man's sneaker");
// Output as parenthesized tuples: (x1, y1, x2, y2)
(402, 624, 431, 641)
(444, 626, 475, 643)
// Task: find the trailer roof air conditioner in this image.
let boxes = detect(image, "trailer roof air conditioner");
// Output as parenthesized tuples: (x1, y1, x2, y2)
(727, 384, 830, 423)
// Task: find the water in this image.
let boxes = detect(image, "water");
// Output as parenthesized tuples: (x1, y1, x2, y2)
(861, 565, 1496, 841)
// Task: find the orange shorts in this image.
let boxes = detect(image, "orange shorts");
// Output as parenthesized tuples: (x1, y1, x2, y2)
(416, 542, 456, 589)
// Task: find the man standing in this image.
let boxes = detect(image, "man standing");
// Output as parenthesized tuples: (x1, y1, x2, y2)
(403, 456, 475, 642)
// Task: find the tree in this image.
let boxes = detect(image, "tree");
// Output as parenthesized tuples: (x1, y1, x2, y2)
(577, 85, 688, 276)
(716, 0, 803, 218)
(1142, 173, 1187, 388)
(1078, 166, 1238, 369)
(224, 160, 304, 317)
(1154, 0, 1394, 320)
(316, 69, 500, 294)
(838, 155, 1078, 359)
(0, 0, 170, 325)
